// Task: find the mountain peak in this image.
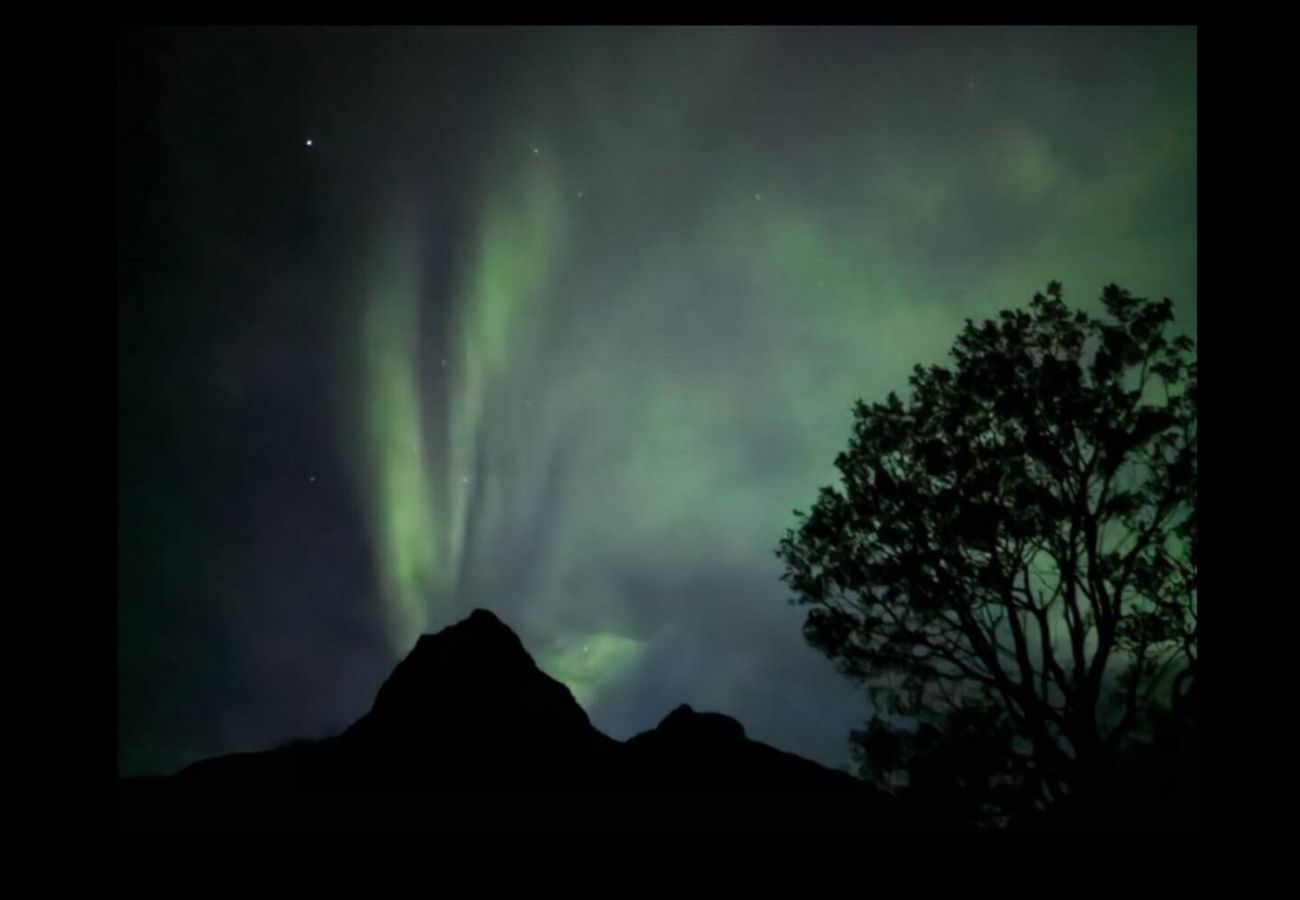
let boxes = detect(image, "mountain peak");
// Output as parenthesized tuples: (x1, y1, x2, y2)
(657, 704, 746, 741)
(360, 609, 591, 740)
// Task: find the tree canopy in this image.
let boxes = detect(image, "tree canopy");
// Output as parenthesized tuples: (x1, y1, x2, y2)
(778, 283, 1196, 827)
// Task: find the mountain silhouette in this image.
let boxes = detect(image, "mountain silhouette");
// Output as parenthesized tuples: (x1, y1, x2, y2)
(119, 609, 916, 833)
(176, 609, 621, 788)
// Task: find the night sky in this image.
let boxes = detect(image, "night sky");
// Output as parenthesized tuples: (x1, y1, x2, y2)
(117, 26, 1196, 777)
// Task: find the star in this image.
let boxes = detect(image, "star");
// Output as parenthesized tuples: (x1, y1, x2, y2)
(309, 475, 316, 483)
(532, 147, 540, 155)
(305, 138, 313, 147)
(461, 476, 470, 484)
(755, 193, 762, 201)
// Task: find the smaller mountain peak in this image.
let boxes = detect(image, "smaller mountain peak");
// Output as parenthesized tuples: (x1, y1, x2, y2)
(657, 704, 746, 741)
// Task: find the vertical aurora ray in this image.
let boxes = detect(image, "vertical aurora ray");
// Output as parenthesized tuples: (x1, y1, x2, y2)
(350, 144, 655, 701)
(351, 149, 652, 699)
(356, 210, 445, 652)
(353, 146, 595, 654)
(441, 151, 657, 703)
(442, 147, 570, 589)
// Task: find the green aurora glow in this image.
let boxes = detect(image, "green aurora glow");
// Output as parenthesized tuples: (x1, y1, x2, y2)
(348, 26, 1194, 746)
(117, 27, 1195, 777)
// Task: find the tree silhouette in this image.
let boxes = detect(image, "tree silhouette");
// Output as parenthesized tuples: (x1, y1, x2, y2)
(778, 283, 1196, 828)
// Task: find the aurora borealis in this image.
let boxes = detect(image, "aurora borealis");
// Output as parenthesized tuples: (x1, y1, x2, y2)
(118, 26, 1196, 777)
